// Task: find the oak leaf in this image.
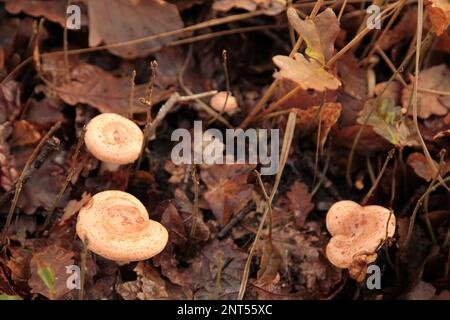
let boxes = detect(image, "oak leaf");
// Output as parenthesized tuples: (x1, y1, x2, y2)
(273, 53, 341, 92)
(287, 8, 339, 65)
(87, 0, 183, 58)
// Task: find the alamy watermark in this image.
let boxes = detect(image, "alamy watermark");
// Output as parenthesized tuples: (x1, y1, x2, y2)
(66, 4, 81, 30)
(170, 121, 280, 175)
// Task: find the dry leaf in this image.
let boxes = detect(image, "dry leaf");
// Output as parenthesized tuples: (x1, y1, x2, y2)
(87, 0, 183, 58)
(273, 53, 341, 92)
(213, 0, 285, 15)
(50, 63, 171, 117)
(10, 120, 41, 147)
(426, 0, 450, 36)
(402, 64, 450, 119)
(255, 237, 283, 287)
(296, 103, 342, 150)
(201, 164, 254, 226)
(4, 0, 86, 27)
(59, 192, 92, 226)
(287, 8, 339, 65)
(286, 181, 314, 227)
(407, 152, 450, 181)
(116, 262, 189, 300)
(337, 53, 367, 100)
(28, 242, 75, 300)
(378, 7, 417, 50)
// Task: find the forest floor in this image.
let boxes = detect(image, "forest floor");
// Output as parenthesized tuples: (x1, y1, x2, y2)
(0, 0, 449, 300)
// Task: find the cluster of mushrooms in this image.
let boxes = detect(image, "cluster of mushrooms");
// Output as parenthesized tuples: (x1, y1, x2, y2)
(76, 91, 238, 263)
(77, 113, 167, 262)
(77, 96, 393, 277)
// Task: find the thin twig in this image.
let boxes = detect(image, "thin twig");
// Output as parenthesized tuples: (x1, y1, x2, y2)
(0, 121, 62, 246)
(238, 112, 297, 300)
(361, 148, 395, 205)
(40, 127, 86, 234)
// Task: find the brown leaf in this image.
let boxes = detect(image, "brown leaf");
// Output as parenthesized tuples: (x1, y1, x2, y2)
(28, 242, 75, 299)
(426, 0, 450, 36)
(378, 7, 417, 50)
(337, 53, 367, 100)
(116, 262, 190, 300)
(255, 237, 283, 287)
(273, 53, 341, 92)
(407, 152, 450, 181)
(286, 181, 314, 227)
(0, 123, 18, 192)
(213, 0, 285, 15)
(50, 63, 171, 117)
(402, 64, 450, 119)
(0, 80, 21, 123)
(288, 8, 339, 65)
(4, 0, 87, 27)
(58, 192, 92, 226)
(160, 203, 187, 248)
(87, 0, 183, 58)
(23, 98, 65, 130)
(10, 120, 41, 147)
(296, 103, 342, 150)
(201, 164, 254, 226)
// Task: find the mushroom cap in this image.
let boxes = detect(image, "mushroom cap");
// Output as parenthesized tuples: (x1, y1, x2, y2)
(325, 200, 396, 269)
(76, 190, 168, 262)
(210, 91, 238, 113)
(84, 113, 143, 164)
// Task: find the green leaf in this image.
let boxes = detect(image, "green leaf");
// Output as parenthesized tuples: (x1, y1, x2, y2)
(357, 97, 419, 147)
(0, 295, 23, 300)
(37, 266, 56, 297)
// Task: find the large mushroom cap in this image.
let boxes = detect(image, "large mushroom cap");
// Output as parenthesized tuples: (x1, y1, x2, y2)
(76, 190, 168, 262)
(325, 200, 396, 269)
(84, 113, 143, 164)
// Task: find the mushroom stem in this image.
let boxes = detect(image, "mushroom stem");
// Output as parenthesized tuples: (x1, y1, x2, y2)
(100, 162, 121, 173)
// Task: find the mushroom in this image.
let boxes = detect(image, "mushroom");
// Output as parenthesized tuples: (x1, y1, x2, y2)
(84, 113, 143, 172)
(76, 190, 168, 262)
(210, 91, 238, 115)
(325, 200, 396, 273)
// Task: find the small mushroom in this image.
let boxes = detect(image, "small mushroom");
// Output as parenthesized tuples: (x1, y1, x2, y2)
(325, 200, 396, 270)
(76, 190, 168, 262)
(210, 91, 238, 115)
(84, 113, 143, 172)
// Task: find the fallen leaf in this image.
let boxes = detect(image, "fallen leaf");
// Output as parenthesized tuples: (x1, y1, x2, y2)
(28, 242, 75, 300)
(49, 63, 171, 117)
(58, 192, 92, 226)
(357, 97, 420, 147)
(296, 103, 342, 150)
(213, 0, 285, 15)
(201, 164, 254, 226)
(4, 0, 87, 27)
(116, 262, 189, 300)
(287, 8, 339, 65)
(286, 181, 314, 227)
(273, 53, 341, 92)
(426, 0, 450, 36)
(402, 64, 450, 119)
(0, 123, 18, 192)
(378, 7, 417, 50)
(407, 152, 450, 181)
(87, 0, 183, 58)
(337, 54, 367, 100)
(10, 120, 41, 147)
(255, 237, 283, 287)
